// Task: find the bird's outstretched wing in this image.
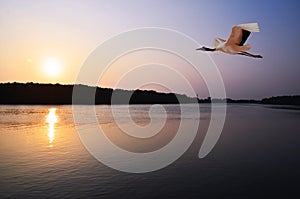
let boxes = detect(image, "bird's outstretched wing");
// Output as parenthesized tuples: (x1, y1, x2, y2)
(239, 30, 250, 46)
(238, 22, 260, 32)
(227, 22, 260, 46)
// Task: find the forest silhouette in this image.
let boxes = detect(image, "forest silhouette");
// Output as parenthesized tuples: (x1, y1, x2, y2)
(0, 82, 299, 105)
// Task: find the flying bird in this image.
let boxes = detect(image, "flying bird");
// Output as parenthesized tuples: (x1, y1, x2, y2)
(197, 22, 263, 58)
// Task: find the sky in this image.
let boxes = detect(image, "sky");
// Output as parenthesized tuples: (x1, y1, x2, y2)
(1, 0, 300, 99)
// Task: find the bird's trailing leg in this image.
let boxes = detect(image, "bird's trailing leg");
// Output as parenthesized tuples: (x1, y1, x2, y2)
(238, 51, 263, 58)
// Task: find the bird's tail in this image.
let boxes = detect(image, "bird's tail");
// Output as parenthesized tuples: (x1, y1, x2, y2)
(238, 22, 260, 32)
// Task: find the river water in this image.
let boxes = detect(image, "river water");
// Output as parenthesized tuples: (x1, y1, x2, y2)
(0, 104, 299, 198)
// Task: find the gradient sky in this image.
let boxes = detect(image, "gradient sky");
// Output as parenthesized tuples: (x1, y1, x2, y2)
(1, 0, 300, 99)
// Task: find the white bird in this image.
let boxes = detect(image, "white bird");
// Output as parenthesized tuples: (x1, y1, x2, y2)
(197, 22, 263, 58)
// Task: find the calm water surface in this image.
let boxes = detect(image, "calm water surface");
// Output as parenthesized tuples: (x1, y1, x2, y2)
(0, 104, 299, 198)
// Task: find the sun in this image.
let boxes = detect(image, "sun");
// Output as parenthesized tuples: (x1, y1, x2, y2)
(43, 58, 62, 77)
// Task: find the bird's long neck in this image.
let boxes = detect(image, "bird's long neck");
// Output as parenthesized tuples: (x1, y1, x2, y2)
(203, 46, 216, 51)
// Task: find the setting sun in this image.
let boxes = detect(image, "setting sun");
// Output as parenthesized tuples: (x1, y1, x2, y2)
(43, 58, 62, 77)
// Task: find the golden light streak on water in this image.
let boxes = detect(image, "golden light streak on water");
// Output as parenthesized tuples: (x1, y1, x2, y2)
(46, 108, 58, 147)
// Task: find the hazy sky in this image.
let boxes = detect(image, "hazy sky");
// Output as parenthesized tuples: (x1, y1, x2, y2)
(1, 0, 300, 99)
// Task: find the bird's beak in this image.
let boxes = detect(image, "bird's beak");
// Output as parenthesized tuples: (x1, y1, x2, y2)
(196, 47, 206, 51)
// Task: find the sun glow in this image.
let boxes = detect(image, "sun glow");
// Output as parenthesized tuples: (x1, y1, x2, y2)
(43, 58, 62, 77)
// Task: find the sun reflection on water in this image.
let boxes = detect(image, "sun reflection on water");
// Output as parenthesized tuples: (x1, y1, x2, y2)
(46, 108, 58, 147)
